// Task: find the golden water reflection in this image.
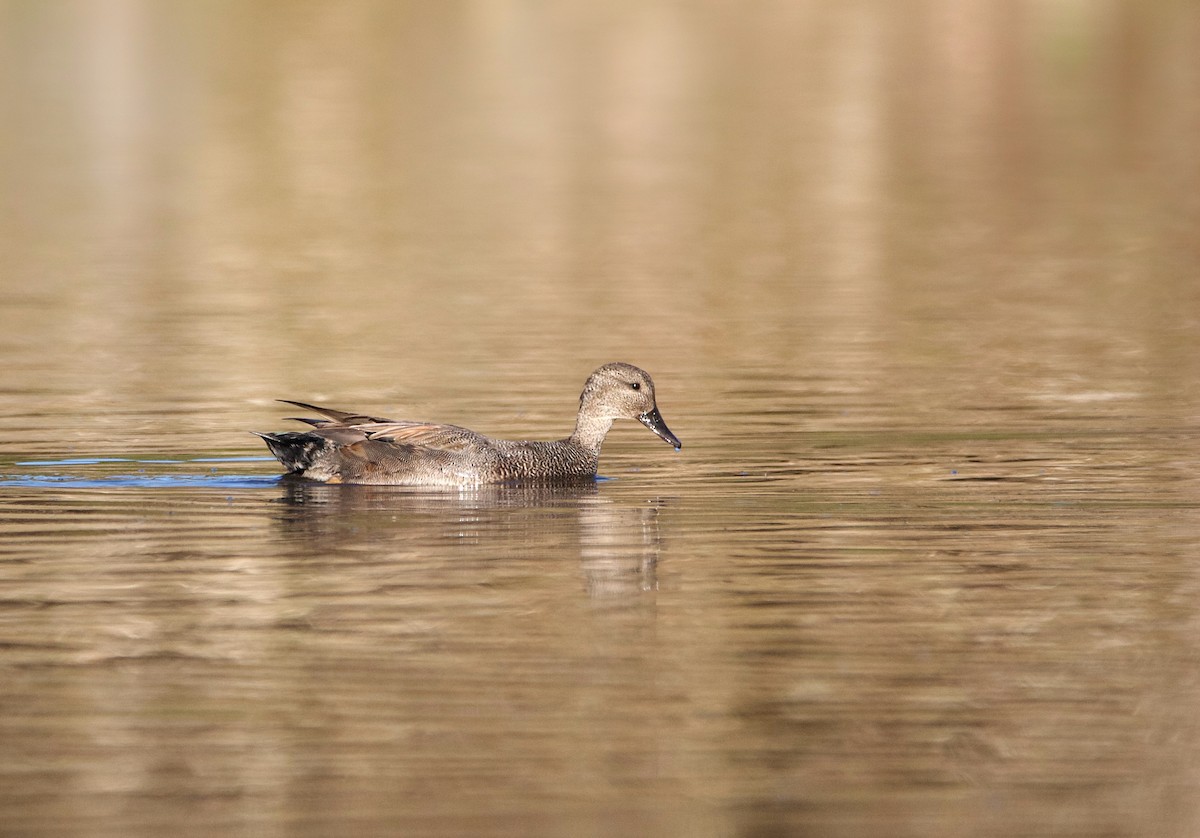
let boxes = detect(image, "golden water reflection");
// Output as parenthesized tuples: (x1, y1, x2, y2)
(2, 2, 1200, 836)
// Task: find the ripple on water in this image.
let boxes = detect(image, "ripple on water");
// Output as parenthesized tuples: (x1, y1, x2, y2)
(1, 456, 281, 489)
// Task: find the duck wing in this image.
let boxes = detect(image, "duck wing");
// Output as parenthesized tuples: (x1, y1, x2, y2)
(324, 421, 498, 484)
(360, 421, 489, 453)
(277, 400, 396, 426)
(275, 402, 492, 456)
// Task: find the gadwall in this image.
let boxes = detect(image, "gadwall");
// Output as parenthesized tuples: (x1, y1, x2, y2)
(255, 362, 680, 486)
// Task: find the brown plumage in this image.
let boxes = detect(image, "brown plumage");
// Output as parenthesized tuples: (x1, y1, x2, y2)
(254, 362, 680, 486)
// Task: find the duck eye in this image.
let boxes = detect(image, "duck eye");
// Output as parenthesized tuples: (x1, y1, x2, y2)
(630, 382, 641, 391)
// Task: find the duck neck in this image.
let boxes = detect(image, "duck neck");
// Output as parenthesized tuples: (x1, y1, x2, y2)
(568, 411, 614, 456)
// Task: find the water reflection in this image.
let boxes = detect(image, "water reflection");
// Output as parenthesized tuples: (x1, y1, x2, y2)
(579, 501, 662, 600)
(271, 477, 664, 602)
(1, 1, 1199, 836)
(275, 474, 602, 509)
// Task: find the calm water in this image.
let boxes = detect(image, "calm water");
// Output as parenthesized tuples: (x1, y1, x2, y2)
(3, 2, 1200, 836)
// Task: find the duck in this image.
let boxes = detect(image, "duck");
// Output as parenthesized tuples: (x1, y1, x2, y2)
(254, 362, 680, 486)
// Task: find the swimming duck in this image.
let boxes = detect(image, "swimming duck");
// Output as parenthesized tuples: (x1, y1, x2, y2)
(255, 362, 680, 486)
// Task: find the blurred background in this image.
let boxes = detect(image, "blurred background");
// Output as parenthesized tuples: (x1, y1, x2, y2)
(2, 0, 1196, 447)
(2, 2, 1200, 836)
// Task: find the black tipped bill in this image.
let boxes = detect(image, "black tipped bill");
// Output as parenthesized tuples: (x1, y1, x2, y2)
(639, 407, 681, 450)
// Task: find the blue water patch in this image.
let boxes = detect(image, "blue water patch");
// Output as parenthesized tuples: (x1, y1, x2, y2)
(1, 473, 280, 489)
(14, 456, 275, 467)
(1, 455, 281, 490)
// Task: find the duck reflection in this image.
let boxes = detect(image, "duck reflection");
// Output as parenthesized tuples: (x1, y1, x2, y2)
(578, 500, 661, 599)
(270, 477, 664, 601)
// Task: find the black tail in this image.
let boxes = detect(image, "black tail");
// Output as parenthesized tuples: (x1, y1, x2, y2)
(253, 431, 331, 474)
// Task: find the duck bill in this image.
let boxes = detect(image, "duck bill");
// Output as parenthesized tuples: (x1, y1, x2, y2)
(639, 407, 681, 449)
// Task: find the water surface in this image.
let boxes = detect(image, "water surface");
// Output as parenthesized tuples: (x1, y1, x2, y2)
(2, 3, 1199, 836)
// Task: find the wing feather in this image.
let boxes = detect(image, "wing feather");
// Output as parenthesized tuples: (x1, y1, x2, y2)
(362, 421, 487, 452)
(276, 402, 490, 456)
(276, 400, 396, 426)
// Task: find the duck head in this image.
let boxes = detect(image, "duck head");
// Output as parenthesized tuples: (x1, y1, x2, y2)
(578, 362, 681, 451)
